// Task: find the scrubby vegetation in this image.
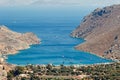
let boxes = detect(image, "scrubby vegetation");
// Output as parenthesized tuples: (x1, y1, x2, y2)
(7, 62, 120, 80)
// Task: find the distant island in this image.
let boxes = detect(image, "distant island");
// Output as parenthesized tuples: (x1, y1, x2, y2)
(0, 25, 40, 55)
(71, 4, 120, 61)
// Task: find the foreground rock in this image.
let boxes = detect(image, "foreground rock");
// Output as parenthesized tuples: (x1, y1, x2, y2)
(71, 4, 120, 61)
(0, 25, 40, 55)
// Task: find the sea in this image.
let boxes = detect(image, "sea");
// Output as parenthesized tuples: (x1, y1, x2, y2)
(0, 6, 113, 65)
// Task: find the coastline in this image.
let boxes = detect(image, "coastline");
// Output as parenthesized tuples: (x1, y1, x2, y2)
(1, 32, 116, 68)
(75, 47, 120, 63)
(5, 51, 115, 67)
(5, 58, 116, 68)
(78, 50, 114, 61)
(72, 36, 119, 62)
(5, 38, 115, 67)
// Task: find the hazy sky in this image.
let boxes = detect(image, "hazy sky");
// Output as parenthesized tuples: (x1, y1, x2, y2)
(0, 0, 120, 7)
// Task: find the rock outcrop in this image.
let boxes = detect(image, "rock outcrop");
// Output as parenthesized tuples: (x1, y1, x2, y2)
(71, 4, 120, 61)
(0, 25, 40, 54)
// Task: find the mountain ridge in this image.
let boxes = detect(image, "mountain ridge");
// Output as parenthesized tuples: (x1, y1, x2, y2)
(71, 4, 120, 61)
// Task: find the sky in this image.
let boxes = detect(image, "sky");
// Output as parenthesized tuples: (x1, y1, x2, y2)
(0, 0, 120, 7)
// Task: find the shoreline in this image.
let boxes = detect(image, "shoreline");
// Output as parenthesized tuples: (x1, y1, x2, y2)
(5, 44, 116, 67)
(72, 36, 120, 62)
(6, 54, 114, 67)
(5, 58, 115, 67)
(76, 48, 120, 62)
(3, 37, 118, 67)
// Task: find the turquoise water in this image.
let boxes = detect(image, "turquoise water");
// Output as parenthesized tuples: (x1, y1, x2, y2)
(0, 6, 112, 65)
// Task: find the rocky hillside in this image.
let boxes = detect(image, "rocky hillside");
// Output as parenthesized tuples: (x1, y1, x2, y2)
(71, 4, 120, 61)
(0, 25, 40, 54)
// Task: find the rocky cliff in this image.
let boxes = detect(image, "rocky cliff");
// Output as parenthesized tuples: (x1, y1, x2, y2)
(71, 4, 120, 61)
(0, 25, 40, 54)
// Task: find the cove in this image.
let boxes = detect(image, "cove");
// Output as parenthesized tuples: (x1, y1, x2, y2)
(0, 6, 113, 65)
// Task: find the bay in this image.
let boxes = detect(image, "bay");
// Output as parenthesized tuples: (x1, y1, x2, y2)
(0, 6, 112, 65)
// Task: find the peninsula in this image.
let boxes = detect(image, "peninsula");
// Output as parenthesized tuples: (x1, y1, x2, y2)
(71, 4, 120, 61)
(0, 25, 40, 55)
(0, 25, 40, 79)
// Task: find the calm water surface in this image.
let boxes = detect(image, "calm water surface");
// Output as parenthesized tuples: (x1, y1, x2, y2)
(0, 6, 112, 65)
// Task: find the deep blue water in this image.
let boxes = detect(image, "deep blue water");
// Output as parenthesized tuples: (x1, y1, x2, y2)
(0, 6, 112, 65)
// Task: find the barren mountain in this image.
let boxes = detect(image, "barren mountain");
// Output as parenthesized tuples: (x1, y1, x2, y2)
(71, 4, 120, 61)
(0, 25, 40, 54)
